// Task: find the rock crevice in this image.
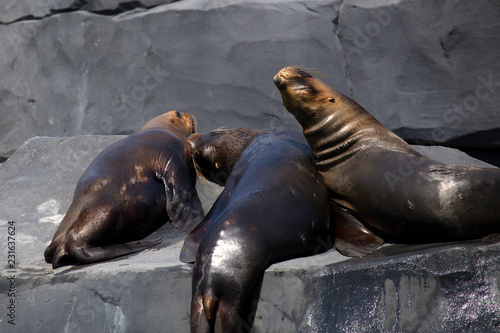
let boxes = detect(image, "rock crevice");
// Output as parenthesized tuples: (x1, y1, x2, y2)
(0, 0, 178, 24)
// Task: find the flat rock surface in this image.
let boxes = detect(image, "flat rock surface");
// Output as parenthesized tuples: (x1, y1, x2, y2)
(0, 135, 499, 332)
(1, 0, 499, 160)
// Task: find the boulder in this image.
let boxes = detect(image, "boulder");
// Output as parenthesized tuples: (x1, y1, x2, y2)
(0, 135, 499, 332)
(1, 0, 499, 161)
(337, 0, 500, 148)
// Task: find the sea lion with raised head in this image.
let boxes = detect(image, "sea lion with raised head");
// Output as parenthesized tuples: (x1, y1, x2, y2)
(44, 110, 204, 268)
(181, 129, 331, 333)
(274, 66, 500, 256)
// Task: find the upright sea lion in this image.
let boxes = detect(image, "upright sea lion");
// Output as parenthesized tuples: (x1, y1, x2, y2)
(44, 110, 204, 268)
(274, 66, 500, 256)
(181, 129, 331, 333)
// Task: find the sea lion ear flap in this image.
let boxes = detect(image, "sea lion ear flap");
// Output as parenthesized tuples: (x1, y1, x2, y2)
(331, 202, 384, 257)
(159, 167, 205, 234)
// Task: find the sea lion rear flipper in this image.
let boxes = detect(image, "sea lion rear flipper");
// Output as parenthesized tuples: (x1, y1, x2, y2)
(331, 202, 384, 257)
(53, 239, 162, 269)
(161, 172, 205, 234)
(190, 290, 213, 333)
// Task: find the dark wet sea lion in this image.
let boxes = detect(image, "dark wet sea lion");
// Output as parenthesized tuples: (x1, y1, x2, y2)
(181, 129, 331, 333)
(44, 110, 204, 268)
(274, 66, 500, 256)
(188, 128, 262, 186)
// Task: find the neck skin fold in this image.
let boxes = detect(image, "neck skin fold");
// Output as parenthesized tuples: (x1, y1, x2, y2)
(300, 99, 395, 170)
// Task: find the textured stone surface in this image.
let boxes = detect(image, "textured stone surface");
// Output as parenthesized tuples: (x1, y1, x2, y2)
(1, 0, 499, 161)
(337, 0, 500, 149)
(0, 0, 177, 23)
(0, 135, 499, 332)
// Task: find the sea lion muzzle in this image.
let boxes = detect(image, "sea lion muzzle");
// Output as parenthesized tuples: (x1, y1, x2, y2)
(273, 75, 282, 86)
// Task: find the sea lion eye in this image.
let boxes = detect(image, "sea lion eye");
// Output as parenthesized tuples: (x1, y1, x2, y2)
(170, 118, 175, 123)
(175, 111, 182, 118)
(328, 97, 336, 103)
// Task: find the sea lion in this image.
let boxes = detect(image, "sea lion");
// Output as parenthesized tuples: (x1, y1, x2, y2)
(44, 110, 204, 269)
(181, 129, 331, 333)
(274, 66, 500, 256)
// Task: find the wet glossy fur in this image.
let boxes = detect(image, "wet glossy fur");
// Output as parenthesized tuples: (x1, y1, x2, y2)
(44, 111, 204, 268)
(274, 67, 500, 248)
(182, 130, 331, 332)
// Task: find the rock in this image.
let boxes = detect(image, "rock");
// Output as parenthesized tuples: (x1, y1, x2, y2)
(0, 135, 499, 332)
(337, 0, 500, 149)
(0, 0, 177, 23)
(0, 0, 344, 161)
(1, 0, 498, 161)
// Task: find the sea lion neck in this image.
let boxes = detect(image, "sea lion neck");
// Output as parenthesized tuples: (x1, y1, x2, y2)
(304, 93, 377, 134)
(274, 67, 411, 169)
(298, 94, 386, 169)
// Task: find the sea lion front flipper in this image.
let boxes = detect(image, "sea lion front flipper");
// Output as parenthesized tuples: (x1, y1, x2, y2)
(331, 202, 384, 257)
(179, 224, 208, 263)
(179, 191, 233, 263)
(160, 168, 205, 234)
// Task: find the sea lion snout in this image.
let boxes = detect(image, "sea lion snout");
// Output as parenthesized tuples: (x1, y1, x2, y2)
(273, 67, 302, 90)
(273, 74, 282, 87)
(274, 67, 315, 94)
(275, 66, 313, 81)
(182, 112, 197, 134)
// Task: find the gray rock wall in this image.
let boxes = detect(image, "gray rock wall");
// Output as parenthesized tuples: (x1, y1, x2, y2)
(0, 135, 499, 332)
(1, 0, 500, 160)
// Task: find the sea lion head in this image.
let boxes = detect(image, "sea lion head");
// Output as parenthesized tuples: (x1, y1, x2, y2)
(141, 110, 197, 137)
(273, 66, 347, 126)
(188, 128, 262, 186)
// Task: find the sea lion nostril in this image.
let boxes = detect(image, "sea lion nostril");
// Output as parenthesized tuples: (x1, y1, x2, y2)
(273, 75, 282, 86)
